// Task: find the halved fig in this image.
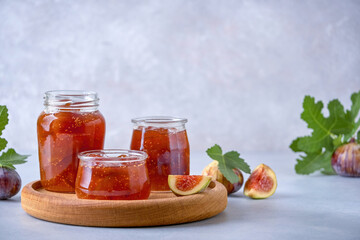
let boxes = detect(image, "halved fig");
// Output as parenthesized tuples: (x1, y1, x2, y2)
(244, 164, 277, 199)
(168, 175, 212, 196)
(202, 160, 244, 194)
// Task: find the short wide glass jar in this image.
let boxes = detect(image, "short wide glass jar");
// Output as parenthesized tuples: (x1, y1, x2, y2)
(130, 117, 190, 191)
(37, 90, 106, 193)
(75, 150, 151, 200)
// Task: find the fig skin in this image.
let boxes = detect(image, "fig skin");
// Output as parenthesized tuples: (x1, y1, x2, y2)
(244, 164, 277, 199)
(202, 161, 244, 194)
(0, 167, 22, 200)
(331, 141, 360, 177)
(168, 175, 212, 196)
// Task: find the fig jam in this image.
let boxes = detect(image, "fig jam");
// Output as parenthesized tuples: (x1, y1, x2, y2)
(75, 150, 150, 200)
(37, 91, 105, 193)
(130, 117, 190, 191)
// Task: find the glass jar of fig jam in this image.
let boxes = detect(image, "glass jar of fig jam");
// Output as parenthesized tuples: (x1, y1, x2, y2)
(75, 149, 151, 200)
(130, 117, 190, 191)
(37, 90, 106, 193)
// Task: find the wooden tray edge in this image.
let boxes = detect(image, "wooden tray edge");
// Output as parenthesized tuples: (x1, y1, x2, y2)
(21, 180, 228, 227)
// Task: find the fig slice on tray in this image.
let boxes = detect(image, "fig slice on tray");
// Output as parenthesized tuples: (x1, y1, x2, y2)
(168, 175, 211, 196)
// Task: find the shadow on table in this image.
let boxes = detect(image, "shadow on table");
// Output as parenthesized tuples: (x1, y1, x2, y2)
(1, 195, 21, 202)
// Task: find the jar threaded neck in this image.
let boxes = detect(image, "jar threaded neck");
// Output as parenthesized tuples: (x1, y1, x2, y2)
(131, 116, 187, 128)
(44, 90, 99, 111)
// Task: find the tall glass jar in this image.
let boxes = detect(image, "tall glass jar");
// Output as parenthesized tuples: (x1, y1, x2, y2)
(37, 90, 106, 193)
(130, 117, 190, 191)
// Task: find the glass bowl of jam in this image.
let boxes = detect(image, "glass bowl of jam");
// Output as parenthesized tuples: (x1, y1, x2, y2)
(75, 149, 151, 200)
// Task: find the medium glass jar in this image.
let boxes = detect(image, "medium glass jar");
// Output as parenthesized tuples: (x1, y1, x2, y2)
(130, 117, 190, 191)
(75, 149, 151, 200)
(37, 90, 106, 193)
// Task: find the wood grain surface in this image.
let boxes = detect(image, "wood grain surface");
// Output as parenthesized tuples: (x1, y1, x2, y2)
(21, 180, 227, 227)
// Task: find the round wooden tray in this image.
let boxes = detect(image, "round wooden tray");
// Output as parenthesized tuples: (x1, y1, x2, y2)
(21, 180, 227, 227)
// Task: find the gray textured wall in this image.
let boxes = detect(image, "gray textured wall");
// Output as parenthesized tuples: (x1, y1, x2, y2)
(0, 0, 359, 154)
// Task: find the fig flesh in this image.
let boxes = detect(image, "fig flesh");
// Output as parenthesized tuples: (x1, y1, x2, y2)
(202, 161, 244, 194)
(244, 164, 277, 199)
(168, 175, 211, 196)
(0, 167, 22, 200)
(331, 141, 360, 177)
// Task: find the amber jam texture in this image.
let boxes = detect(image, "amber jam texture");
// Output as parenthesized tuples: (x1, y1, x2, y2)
(37, 91, 105, 193)
(75, 150, 151, 200)
(130, 117, 190, 191)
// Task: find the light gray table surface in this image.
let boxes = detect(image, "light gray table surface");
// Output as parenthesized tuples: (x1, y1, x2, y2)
(1, 151, 359, 240)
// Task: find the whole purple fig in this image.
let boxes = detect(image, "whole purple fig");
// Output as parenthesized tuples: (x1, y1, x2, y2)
(331, 140, 360, 177)
(0, 167, 22, 199)
(0, 105, 28, 199)
(202, 161, 244, 194)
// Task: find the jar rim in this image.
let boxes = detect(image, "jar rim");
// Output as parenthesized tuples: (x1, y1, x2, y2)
(44, 90, 99, 109)
(78, 149, 148, 163)
(45, 90, 98, 96)
(131, 116, 188, 124)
